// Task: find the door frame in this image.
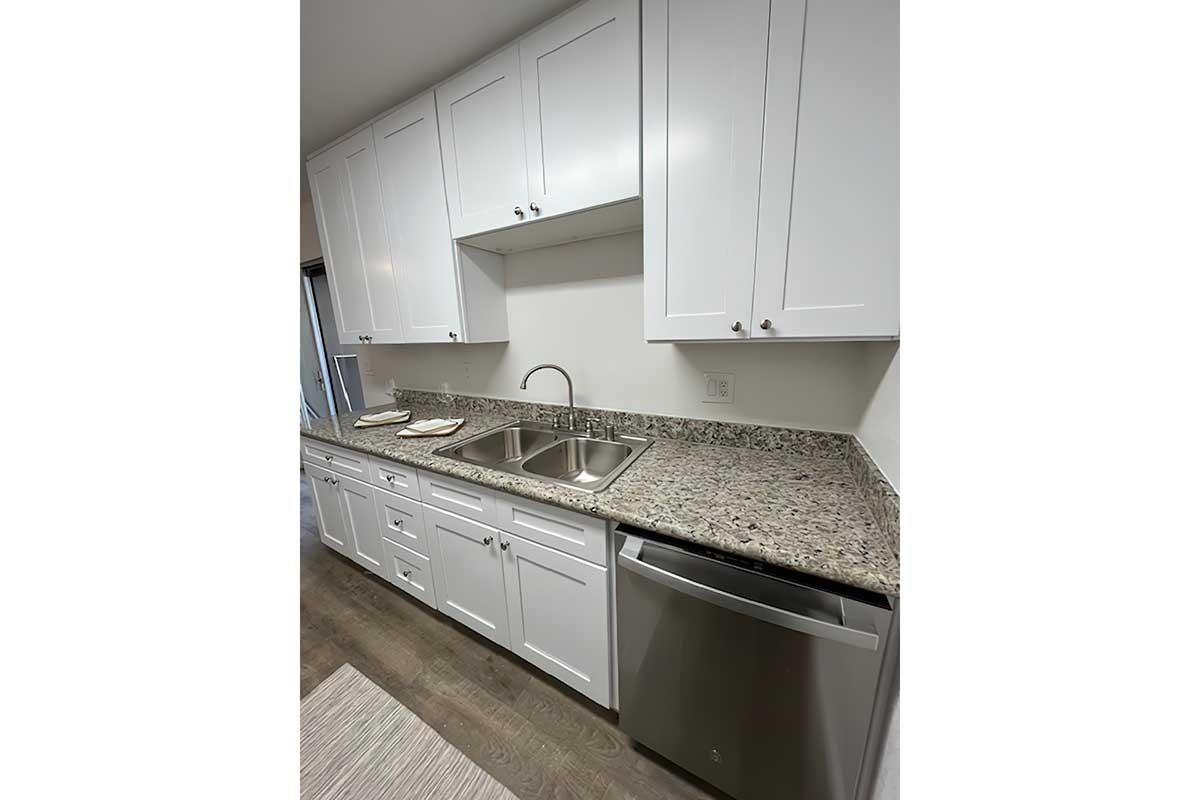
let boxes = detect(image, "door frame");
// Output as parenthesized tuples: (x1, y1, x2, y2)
(302, 259, 338, 417)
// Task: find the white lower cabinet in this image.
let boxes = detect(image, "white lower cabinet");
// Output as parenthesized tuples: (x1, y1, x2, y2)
(424, 504, 511, 649)
(305, 462, 353, 558)
(336, 475, 386, 578)
(501, 532, 611, 707)
(305, 446, 614, 708)
(381, 539, 438, 609)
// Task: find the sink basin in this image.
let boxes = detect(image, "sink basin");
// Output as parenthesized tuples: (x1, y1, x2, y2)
(433, 420, 652, 493)
(521, 438, 634, 490)
(453, 423, 557, 466)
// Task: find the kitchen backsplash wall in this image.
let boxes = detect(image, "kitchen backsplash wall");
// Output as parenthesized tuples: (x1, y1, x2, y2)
(347, 231, 899, 490)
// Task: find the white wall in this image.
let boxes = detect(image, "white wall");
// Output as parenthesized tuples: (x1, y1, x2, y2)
(301, 198, 322, 264)
(353, 232, 887, 435)
(857, 343, 900, 491)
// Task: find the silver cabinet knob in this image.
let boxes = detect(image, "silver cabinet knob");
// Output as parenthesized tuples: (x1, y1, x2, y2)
(759, 319, 772, 330)
(513, 206, 524, 217)
(482, 536, 493, 546)
(385, 474, 394, 482)
(402, 570, 411, 578)
(731, 321, 743, 332)
(321, 476, 329, 483)
(448, 331, 458, 340)
(364, 335, 373, 342)
(393, 519, 401, 526)
(324, 455, 333, 462)
(500, 541, 510, 551)
(330, 478, 338, 486)
(529, 202, 540, 213)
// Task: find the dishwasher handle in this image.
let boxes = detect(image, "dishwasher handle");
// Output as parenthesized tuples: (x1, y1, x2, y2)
(619, 536, 879, 651)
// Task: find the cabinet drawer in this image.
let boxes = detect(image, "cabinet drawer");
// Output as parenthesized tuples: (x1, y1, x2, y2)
(495, 494, 608, 566)
(381, 539, 437, 610)
(418, 470, 497, 526)
(301, 438, 371, 482)
(374, 487, 429, 557)
(368, 456, 421, 500)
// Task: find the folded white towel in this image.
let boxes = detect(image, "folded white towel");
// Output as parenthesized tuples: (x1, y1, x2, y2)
(405, 417, 463, 433)
(354, 409, 412, 428)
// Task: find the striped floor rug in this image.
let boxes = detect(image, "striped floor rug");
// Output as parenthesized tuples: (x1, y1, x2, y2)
(300, 664, 518, 800)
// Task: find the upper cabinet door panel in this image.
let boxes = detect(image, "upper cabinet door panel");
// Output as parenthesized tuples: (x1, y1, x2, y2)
(307, 155, 371, 344)
(373, 93, 463, 343)
(520, 0, 640, 221)
(307, 130, 404, 344)
(436, 46, 529, 239)
(642, 0, 770, 341)
(752, 0, 899, 339)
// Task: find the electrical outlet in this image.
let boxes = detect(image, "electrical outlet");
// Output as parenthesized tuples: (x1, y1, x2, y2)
(702, 372, 734, 404)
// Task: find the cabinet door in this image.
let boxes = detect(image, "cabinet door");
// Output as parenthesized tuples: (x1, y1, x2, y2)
(752, 0, 899, 338)
(642, 0, 770, 341)
(424, 504, 510, 648)
(306, 130, 404, 345)
(304, 463, 352, 558)
(501, 532, 610, 707)
(520, 0, 640, 222)
(374, 92, 464, 343)
(436, 45, 528, 239)
(336, 475, 386, 578)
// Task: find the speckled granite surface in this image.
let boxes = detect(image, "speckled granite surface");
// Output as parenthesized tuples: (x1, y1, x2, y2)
(302, 401, 899, 596)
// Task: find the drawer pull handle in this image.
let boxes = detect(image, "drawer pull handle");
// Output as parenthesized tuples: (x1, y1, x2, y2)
(402, 570, 412, 579)
(324, 455, 333, 462)
(385, 474, 394, 482)
(482, 536, 493, 546)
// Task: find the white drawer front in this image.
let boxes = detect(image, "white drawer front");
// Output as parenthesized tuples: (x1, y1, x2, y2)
(381, 539, 438, 609)
(374, 487, 429, 557)
(418, 470, 497, 525)
(301, 438, 371, 482)
(495, 494, 607, 565)
(369, 456, 421, 500)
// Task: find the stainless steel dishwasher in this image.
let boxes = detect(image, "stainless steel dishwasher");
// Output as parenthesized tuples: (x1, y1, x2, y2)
(616, 528, 897, 800)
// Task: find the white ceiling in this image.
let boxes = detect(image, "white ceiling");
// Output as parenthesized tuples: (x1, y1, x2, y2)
(301, 0, 577, 197)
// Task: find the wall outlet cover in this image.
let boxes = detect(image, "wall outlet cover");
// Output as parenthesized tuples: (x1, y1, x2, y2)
(702, 372, 734, 404)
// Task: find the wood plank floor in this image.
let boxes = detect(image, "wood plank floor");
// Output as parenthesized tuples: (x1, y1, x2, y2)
(300, 472, 731, 800)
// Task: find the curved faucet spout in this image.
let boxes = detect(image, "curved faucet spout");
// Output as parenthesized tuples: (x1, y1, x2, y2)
(520, 363, 575, 430)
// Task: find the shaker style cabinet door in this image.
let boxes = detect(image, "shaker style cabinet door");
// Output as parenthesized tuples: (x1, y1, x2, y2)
(424, 504, 510, 648)
(306, 129, 405, 344)
(752, 0, 899, 338)
(336, 475, 386, 578)
(436, 45, 529, 239)
(373, 92, 464, 343)
(304, 462, 353, 558)
(519, 0, 640, 223)
(501, 532, 611, 707)
(642, 0, 770, 341)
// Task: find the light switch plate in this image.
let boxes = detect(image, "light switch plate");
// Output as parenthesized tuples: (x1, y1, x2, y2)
(702, 372, 733, 404)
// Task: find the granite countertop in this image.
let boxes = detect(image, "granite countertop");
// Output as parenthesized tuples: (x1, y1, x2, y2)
(301, 404, 900, 596)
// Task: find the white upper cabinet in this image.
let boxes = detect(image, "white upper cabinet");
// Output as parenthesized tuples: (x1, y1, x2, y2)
(642, 0, 771, 341)
(752, 0, 899, 338)
(643, 0, 899, 341)
(436, 45, 529, 239)
(520, 0, 640, 223)
(373, 92, 463, 343)
(306, 129, 404, 344)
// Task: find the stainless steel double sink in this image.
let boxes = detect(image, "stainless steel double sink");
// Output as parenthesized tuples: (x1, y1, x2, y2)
(434, 420, 652, 493)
